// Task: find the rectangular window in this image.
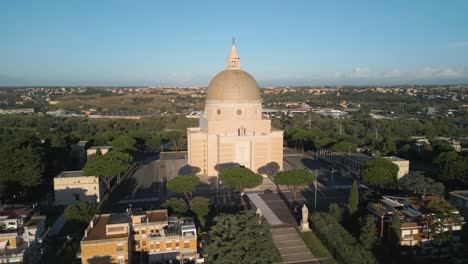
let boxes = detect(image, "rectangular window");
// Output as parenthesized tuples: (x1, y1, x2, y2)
(412, 229, 419, 234)
(155, 242, 160, 250)
(184, 241, 190, 249)
(402, 230, 411, 236)
(108, 226, 125, 233)
(175, 241, 179, 249)
(166, 242, 172, 250)
(141, 229, 146, 234)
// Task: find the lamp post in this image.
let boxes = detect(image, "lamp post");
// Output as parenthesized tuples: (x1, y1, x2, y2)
(331, 168, 336, 185)
(314, 169, 318, 209)
(216, 176, 219, 215)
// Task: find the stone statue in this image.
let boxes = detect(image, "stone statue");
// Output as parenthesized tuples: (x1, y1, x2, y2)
(256, 207, 263, 218)
(302, 204, 308, 222)
(300, 204, 310, 232)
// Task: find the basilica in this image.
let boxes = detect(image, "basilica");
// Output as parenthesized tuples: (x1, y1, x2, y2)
(187, 41, 283, 176)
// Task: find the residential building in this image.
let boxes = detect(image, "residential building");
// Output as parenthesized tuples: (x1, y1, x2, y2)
(54, 171, 105, 205)
(187, 41, 283, 176)
(318, 150, 409, 178)
(0, 207, 40, 263)
(449, 191, 468, 219)
(22, 216, 47, 245)
(71, 141, 90, 169)
(86, 146, 113, 157)
(383, 156, 410, 179)
(80, 209, 198, 264)
(368, 195, 464, 254)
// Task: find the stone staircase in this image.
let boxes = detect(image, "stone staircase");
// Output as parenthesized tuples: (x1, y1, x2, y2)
(272, 227, 316, 264)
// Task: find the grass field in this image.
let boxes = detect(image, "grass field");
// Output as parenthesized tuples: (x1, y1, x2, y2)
(55, 93, 200, 112)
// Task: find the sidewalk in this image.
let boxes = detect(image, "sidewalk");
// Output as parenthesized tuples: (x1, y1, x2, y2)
(247, 193, 283, 226)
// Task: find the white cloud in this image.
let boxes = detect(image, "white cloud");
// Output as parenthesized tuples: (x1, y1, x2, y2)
(383, 68, 402, 78)
(419, 67, 465, 78)
(348, 67, 371, 78)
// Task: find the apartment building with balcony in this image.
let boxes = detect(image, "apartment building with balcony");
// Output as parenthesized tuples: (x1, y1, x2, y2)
(80, 209, 198, 264)
(368, 195, 464, 254)
(0, 207, 47, 263)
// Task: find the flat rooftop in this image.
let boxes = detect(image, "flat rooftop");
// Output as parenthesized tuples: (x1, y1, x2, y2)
(83, 215, 129, 242)
(146, 210, 168, 223)
(451, 191, 468, 199)
(56, 171, 83, 178)
(108, 213, 131, 225)
(88, 146, 113, 150)
(24, 216, 45, 227)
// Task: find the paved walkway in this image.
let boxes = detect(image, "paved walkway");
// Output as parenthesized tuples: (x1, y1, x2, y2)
(248, 193, 323, 263)
(247, 193, 284, 225)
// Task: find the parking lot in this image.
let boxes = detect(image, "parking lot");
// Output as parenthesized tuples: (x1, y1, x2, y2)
(283, 148, 354, 187)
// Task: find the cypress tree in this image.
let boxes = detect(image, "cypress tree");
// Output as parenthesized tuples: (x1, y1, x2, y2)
(389, 212, 401, 255)
(360, 215, 377, 250)
(348, 180, 359, 215)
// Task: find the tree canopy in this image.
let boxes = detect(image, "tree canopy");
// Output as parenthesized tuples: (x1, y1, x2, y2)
(275, 169, 315, 201)
(310, 212, 377, 264)
(348, 180, 359, 215)
(162, 198, 188, 215)
(360, 215, 377, 251)
(218, 167, 263, 192)
(434, 151, 468, 184)
(190, 197, 210, 227)
(64, 200, 98, 226)
(166, 175, 200, 201)
(83, 150, 133, 189)
(377, 137, 397, 156)
(360, 158, 398, 185)
(111, 134, 137, 152)
(204, 211, 278, 264)
(330, 141, 357, 153)
(396, 171, 445, 196)
(0, 145, 44, 201)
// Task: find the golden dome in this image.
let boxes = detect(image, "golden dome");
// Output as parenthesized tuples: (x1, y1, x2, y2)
(206, 69, 260, 101)
(206, 41, 260, 102)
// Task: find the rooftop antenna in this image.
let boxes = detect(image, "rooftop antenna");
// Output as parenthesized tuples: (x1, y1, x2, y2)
(232, 37, 235, 45)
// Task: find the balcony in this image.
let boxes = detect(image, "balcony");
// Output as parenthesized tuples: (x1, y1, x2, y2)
(402, 235, 414, 241)
(0, 247, 25, 263)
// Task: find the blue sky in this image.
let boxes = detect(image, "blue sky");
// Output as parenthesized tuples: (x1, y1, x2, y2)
(1, 0, 468, 86)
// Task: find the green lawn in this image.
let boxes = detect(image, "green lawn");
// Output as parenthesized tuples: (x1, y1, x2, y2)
(298, 229, 333, 259)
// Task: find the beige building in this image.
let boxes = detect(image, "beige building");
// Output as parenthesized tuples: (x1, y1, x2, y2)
(187, 41, 283, 176)
(86, 146, 113, 157)
(54, 171, 105, 205)
(383, 156, 409, 179)
(80, 209, 198, 264)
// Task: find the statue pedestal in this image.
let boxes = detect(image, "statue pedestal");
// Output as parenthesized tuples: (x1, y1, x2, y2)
(300, 220, 310, 232)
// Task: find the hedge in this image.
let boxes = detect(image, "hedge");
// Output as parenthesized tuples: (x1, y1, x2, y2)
(310, 212, 377, 264)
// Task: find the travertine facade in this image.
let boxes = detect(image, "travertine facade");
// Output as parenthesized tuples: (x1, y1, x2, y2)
(187, 41, 283, 176)
(54, 171, 105, 205)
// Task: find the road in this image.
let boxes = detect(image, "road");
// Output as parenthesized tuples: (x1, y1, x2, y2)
(101, 153, 163, 213)
(283, 148, 354, 187)
(101, 149, 354, 214)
